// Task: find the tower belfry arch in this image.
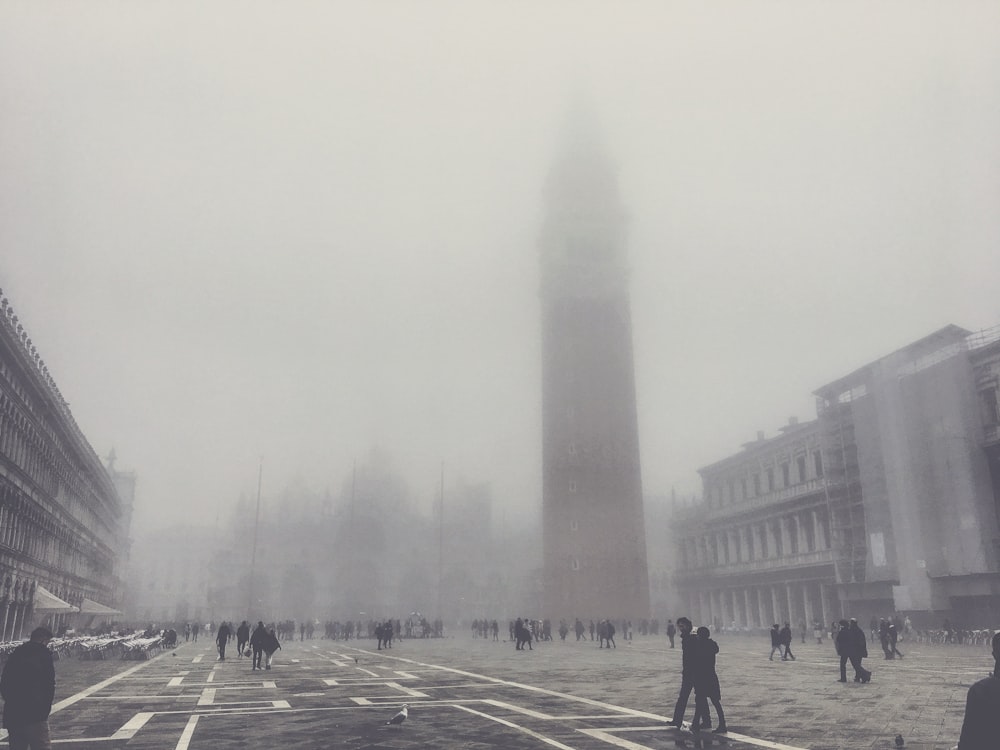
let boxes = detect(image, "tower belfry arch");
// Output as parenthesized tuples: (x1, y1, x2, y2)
(539, 109, 651, 621)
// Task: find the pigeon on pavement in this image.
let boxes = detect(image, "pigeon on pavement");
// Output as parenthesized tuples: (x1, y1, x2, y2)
(386, 704, 409, 725)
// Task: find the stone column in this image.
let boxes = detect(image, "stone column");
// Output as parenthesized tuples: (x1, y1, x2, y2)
(803, 582, 815, 629)
(699, 590, 710, 626)
(744, 588, 754, 628)
(797, 512, 810, 553)
(770, 586, 782, 624)
(730, 589, 741, 627)
(810, 510, 821, 551)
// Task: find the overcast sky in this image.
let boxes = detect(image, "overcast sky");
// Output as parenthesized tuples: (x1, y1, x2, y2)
(2, 1, 999, 535)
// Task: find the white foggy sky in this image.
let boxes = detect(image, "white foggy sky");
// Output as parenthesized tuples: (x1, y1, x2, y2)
(2, 1, 999, 534)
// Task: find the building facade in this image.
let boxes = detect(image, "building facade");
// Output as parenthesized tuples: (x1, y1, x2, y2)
(539, 118, 650, 621)
(673, 325, 1000, 629)
(0, 290, 131, 639)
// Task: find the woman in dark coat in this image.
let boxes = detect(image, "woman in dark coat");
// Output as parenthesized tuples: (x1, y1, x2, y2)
(263, 626, 281, 670)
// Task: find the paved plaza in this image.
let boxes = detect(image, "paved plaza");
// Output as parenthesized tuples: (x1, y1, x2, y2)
(0, 631, 988, 749)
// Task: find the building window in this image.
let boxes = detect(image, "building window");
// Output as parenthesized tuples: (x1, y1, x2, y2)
(753, 474, 760, 496)
(797, 456, 806, 483)
(766, 468, 774, 492)
(814, 452, 823, 477)
(571, 557, 580, 571)
(781, 463, 790, 487)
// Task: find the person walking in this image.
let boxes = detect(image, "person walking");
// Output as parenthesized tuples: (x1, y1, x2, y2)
(215, 621, 231, 661)
(250, 621, 266, 671)
(769, 624, 783, 661)
(956, 631, 1000, 748)
(236, 621, 250, 659)
(667, 617, 695, 728)
(837, 618, 871, 683)
(690, 626, 727, 734)
(888, 622, 903, 659)
(263, 627, 281, 670)
(666, 619, 677, 649)
(1, 626, 55, 750)
(779, 623, 796, 661)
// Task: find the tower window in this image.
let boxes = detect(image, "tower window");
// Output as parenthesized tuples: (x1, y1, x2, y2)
(568, 442, 576, 455)
(570, 520, 578, 531)
(797, 456, 806, 483)
(569, 480, 577, 493)
(571, 557, 580, 571)
(814, 452, 824, 477)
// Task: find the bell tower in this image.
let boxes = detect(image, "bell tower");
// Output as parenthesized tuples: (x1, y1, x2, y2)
(539, 110, 650, 621)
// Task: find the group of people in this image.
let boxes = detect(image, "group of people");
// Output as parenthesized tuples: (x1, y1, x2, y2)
(214, 620, 281, 670)
(768, 623, 796, 661)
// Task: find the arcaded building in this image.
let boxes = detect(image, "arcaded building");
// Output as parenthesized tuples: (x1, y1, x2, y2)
(673, 324, 1000, 628)
(0, 292, 132, 638)
(539, 118, 650, 622)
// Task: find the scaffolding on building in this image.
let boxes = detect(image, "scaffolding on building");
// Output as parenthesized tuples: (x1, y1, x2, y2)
(818, 392, 868, 587)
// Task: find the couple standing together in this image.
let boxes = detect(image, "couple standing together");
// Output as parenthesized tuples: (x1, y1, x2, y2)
(667, 617, 728, 734)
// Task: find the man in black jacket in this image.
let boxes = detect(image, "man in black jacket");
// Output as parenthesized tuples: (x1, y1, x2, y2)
(1, 626, 55, 749)
(667, 617, 695, 728)
(957, 631, 1000, 748)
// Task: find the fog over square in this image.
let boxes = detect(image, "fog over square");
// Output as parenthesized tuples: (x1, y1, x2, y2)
(2, 1, 998, 535)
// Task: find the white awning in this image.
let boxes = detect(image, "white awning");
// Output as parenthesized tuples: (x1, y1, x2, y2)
(33, 585, 78, 614)
(78, 598, 123, 616)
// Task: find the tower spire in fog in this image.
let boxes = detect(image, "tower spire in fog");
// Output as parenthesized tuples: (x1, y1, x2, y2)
(539, 105, 650, 621)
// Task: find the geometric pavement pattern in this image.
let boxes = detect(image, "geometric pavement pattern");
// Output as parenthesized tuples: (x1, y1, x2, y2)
(0, 633, 987, 749)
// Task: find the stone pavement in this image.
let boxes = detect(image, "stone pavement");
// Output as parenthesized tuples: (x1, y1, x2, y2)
(1, 632, 988, 749)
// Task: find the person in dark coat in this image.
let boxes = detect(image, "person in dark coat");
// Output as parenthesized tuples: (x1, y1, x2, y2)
(263, 627, 281, 670)
(779, 623, 795, 661)
(769, 624, 783, 661)
(835, 619, 852, 682)
(957, 631, 1000, 749)
(888, 622, 903, 659)
(690, 626, 727, 734)
(236, 621, 250, 659)
(250, 621, 266, 671)
(1, 626, 55, 749)
(838, 618, 871, 683)
(215, 621, 231, 661)
(666, 620, 677, 648)
(667, 617, 695, 728)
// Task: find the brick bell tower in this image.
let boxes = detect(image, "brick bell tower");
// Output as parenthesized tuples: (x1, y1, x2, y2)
(539, 110, 650, 623)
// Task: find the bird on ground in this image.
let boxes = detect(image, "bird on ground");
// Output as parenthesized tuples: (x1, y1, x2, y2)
(894, 735, 904, 748)
(386, 704, 409, 725)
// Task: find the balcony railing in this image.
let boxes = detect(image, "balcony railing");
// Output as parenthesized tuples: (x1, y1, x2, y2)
(705, 478, 827, 521)
(675, 548, 835, 579)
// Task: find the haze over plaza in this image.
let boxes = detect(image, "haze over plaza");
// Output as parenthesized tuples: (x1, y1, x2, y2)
(2, 2, 999, 540)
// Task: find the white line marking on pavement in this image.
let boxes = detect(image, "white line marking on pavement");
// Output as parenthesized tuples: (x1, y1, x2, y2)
(351, 697, 373, 705)
(192, 655, 203, 663)
(206, 670, 215, 683)
(110, 712, 155, 739)
(453, 704, 577, 750)
(271, 700, 291, 708)
(481, 699, 553, 719)
(394, 671, 418, 679)
(323, 679, 339, 685)
(168, 677, 184, 686)
(385, 681, 430, 698)
(579, 728, 660, 749)
(175, 715, 199, 750)
(198, 688, 216, 706)
(356, 667, 378, 676)
(263, 681, 276, 688)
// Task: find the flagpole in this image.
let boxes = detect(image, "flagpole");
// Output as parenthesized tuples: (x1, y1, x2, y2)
(246, 458, 263, 619)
